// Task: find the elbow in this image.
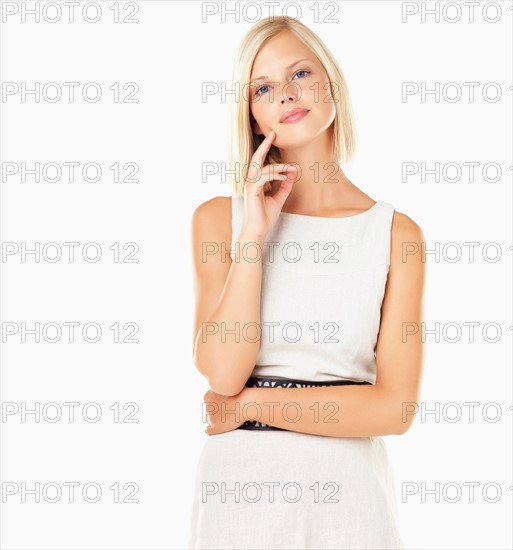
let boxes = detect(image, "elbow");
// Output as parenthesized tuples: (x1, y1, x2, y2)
(193, 342, 252, 397)
(380, 391, 417, 435)
(208, 375, 246, 397)
(193, 355, 247, 397)
(392, 420, 410, 435)
(392, 411, 416, 435)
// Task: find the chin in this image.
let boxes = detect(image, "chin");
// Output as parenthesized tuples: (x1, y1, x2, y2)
(275, 132, 317, 149)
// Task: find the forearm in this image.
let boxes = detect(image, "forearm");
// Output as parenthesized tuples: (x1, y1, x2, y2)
(240, 384, 405, 437)
(194, 228, 265, 395)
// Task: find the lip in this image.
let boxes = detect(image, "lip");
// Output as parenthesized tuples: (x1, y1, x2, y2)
(279, 108, 310, 123)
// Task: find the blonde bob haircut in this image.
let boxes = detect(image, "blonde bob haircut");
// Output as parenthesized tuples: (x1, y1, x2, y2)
(228, 16, 356, 198)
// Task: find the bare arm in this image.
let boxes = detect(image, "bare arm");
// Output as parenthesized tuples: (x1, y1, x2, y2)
(205, 211, 426, 436)
(191, 133, 296, 397)
(191, 197, 266, 396)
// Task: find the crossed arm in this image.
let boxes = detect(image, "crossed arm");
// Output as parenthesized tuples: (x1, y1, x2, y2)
(204, 212, 426, 438)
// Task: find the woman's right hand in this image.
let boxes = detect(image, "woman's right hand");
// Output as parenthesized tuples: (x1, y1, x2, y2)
(241, 129, 299, 239)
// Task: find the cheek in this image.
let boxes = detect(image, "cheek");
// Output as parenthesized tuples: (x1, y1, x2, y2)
(250, 99, 275, 131)
(306, 78, 330, 102)
(312, 80, 337, 116)
(323, 80, 338, 107)
(249, 100, 260, 120)
(249, 99, 263, 124)
(297, 80, 321, 114)
(250, 94, 272, 118)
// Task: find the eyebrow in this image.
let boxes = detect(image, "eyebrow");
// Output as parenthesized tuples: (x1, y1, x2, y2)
(250, 58, 312, 83)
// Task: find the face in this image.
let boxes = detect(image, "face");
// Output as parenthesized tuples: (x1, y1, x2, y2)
(248, 30, 337, 149)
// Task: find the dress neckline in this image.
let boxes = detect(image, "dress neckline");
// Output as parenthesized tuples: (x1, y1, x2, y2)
(279, 200, 381, 221)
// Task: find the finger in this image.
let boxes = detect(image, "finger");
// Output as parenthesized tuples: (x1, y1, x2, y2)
(265, 162, 299, 171)
(245, 162, 299, 191)
(262, 163, 299, 182)
(271, 177, 295, 207)
(245, 162, 289, 188)
(251, 130, 276, 166)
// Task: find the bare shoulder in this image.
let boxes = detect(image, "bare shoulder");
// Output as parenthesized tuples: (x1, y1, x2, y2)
(192, 195, 232, 229)
(390, 208, 425, 244)
(389, 208, 426, 285)
(191, 195, 233, 261)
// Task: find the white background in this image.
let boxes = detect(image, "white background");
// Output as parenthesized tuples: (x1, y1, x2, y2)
(1, 0, 511, 548)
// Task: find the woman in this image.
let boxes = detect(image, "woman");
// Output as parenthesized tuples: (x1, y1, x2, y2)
(188, 16, 425, 550)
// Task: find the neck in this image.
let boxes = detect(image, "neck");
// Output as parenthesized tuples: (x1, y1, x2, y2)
(277, 128, 354, 212)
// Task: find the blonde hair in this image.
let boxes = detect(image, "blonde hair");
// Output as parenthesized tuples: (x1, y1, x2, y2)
(227, 16, 356, 197)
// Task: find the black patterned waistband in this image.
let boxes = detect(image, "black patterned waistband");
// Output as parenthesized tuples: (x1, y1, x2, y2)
(237, 375, 372, 431)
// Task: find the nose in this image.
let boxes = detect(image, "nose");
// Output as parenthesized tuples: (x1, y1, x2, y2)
(280, 84, 299, 104)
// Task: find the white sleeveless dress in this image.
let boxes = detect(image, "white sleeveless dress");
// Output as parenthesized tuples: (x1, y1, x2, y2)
(187, 194, 404, 550)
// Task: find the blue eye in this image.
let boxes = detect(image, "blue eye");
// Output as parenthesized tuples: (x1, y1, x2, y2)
(294, 70, 310, 79)
(255, 70, 310, 96)
(255, 85, 270, 96)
